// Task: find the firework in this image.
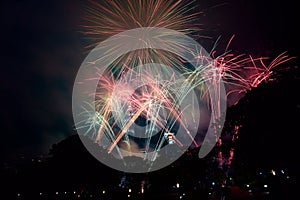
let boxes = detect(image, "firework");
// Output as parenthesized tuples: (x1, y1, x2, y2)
(83, 0, 201, 43)
(72, 0, 292, 172)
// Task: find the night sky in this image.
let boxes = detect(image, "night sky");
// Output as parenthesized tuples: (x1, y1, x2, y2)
(1, 0, 299, 166)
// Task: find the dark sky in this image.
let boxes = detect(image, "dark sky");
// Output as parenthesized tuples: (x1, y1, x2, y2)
(1, 0, 299, 162)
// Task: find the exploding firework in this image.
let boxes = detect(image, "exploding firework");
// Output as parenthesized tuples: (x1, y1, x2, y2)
(83, 0, 201, 42)
(72, 0, 292, 172)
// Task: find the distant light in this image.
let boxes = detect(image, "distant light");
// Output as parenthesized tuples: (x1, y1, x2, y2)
(90, 195, 93, 197)
(286, 176, 290, 179)
(281, 170, 285, 174)
(248, 190, 252, 193)
(182, 193, 185, 196)
(246, 184, 250, 188)
(229, 177, 233, 180)
(73, 191, 76, 194)
(208, 192, 211, 195)
(264, 185, 268, 188)
(271, 170, 276, 176)
(17, 193, 21, 197)
(164, 132, 175, 144)
(77, 194, 80, 198)
(40, 192, 42, 195)
(56, 192, 59, 195)
(176, 183, 180, 188)
(180, 195, 183, 199)
(259, 172, 262, 175)
(129, 188, 132, 193)
(141, 188, 144, 194)
(212, 182, 215, 186)
(128, 194, 131, 198)
(65, 192, 67, 194)
(102, 190, 105, 194)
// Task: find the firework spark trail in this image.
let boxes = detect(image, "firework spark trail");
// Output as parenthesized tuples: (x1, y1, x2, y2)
(108, 102, 150, 154)
(206, 46, 293, 106)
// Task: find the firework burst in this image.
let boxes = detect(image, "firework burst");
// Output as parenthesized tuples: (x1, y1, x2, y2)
(72, 0, 293, 172)
(83, 0, 201, 42)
